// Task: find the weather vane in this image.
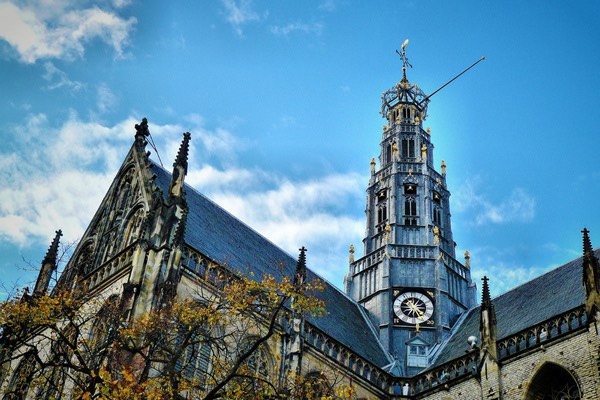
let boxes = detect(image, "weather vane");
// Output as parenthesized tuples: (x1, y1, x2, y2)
(395, 39, 412, 80)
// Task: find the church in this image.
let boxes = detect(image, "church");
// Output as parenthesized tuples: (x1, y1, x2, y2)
(2, 48, 600, 399)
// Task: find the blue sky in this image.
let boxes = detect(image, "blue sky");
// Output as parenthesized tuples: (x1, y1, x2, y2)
(1, 0, 599, 299)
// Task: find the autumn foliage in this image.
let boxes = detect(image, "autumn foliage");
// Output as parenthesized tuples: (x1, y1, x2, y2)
(0, 273, 357, 399)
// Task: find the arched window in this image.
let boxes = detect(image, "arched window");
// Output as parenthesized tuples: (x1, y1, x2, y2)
(377, 204, 387, 225)
(175, 333, 211, 385)
(88, 295, 121, 362)
(6, 353, 37, 400)
(401, 138, 415, 158)
(246, 346, 271, 378)
(196, 258, 207, 277)
(404, 196, 418, 226)
(122, 208, 144, 247)
(77, 242, 95, 276)
(433, 206, 442, 227)
(525, 363, 581, 400)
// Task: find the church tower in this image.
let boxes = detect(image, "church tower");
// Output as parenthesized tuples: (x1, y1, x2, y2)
(345, 44, 476, 375)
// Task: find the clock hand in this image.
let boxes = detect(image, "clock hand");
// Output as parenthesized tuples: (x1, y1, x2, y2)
(406, 300, 424, 317)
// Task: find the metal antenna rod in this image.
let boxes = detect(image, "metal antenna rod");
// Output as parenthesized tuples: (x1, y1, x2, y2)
(420, 56, 486, 104)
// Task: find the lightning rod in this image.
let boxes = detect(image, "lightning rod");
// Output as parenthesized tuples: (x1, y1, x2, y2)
(420, 56, 486, 105)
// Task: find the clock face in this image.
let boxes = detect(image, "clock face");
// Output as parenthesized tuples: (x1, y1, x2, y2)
(393, 291, 434, 325)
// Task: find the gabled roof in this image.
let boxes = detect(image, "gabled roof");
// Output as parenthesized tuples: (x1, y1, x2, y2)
(431, 251, 590, 367)
(151, 163, 391, 368)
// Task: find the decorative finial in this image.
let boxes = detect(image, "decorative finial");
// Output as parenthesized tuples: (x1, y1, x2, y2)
(370, 158, 376, 175)
(421, 143, 427, 161)
(481, 276, 491, 308)
(295, 246, 307, 286)
(395, 39, 412, 82)
(441, 160, 447, 175)
(433, 225, 440, 244)
(134, 117, 150, 142)
(349, 244, 355, 263)
(581, 228, 600, 317)
(464, 250, 471, 268)
(43, 229, 63, 266)
(392, 141, 399, 161)
(174, 132, 191, 174)
(582, 228, 593, 256)
(34, 229, 63, 296)
(169, 132, 191, 199)
(426, 127, 431, 135)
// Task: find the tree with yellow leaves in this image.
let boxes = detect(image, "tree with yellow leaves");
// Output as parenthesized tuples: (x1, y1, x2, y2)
(0, 270, 357, 400)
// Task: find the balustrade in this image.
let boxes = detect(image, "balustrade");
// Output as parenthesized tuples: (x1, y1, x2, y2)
(497, 306, 587, 359)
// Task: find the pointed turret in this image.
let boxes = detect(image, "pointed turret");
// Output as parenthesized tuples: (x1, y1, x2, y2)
(33, 230, 62, 296)
(479, 276, 497, 359)
(287, 246, 308, 377)
(479, 277, 501, 400)
(169, 132, 191, 200)
(295, 246, 307, 288)
(581, 228, 600, 319)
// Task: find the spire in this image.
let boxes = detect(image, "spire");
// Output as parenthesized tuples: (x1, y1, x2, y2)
(479, 276, 497, 359)
(295, 246, 307, 287)
(34, 230, 62, 296)
(42, 229, 62, 266)
(169, 132, 191, 199)
(174, 132, 191, 175)
(481, 276, 491, 309)
(581, 228, 600, 318)
(582, 227, 593, 256)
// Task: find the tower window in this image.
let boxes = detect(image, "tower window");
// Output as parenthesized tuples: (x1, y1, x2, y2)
(433, 206, 442, 227)
(404, 197, 418, 226)
(406, 337, 429, 368)
(386, 144, 392, 164)
(377, 204, 387, 225)
(401, 138, 415, 159)
(403, 107, 411, 119)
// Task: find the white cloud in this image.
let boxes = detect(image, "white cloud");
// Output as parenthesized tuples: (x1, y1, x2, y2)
(0, 113, 140, 247)
(0, 113, 363, 286)
(453, 180, 535, 225)
(270, 21, 323, 36)
(0, 2, 136, 63)
(204, 173, 365, 281)
(220, 0, 262, 36)
(96, 83, 118, 113)
(43, 61, 84, 91)
(466, 245, 556, 298)
(318, 0, 336, 12)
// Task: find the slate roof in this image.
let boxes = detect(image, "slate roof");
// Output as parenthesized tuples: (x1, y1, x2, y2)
(431, 251, 591, 367)
(151, 163, 391, 368)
